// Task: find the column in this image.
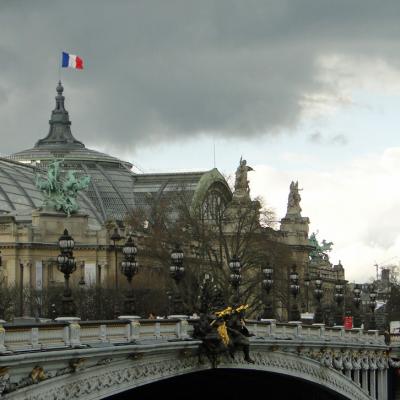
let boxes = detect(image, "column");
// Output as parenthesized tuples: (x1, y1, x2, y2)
(362, 369, 369, 393)
(377, 369, 388, 400)
(354, 369, 361, 386)
(370, 369, 376, 399)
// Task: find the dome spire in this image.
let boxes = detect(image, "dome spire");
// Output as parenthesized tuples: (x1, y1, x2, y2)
(34, 81, 85, 148)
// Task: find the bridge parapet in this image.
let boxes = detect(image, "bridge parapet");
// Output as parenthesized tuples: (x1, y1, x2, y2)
(0, 318, 392, 400)
(0, 318, 194, 354)
(0, 318, 385, 355)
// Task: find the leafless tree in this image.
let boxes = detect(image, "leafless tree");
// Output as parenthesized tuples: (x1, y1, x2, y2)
(125, 183, 292, 318)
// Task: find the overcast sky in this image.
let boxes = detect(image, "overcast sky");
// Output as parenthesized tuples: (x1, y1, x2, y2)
(1, 1, 400, 281)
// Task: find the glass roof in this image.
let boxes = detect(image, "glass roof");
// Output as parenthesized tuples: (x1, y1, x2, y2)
(4, 82, 230, 225)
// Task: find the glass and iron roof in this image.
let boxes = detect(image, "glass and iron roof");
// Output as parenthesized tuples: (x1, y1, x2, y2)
(0, 158, 103, 226)
(3, 82, 232, 225)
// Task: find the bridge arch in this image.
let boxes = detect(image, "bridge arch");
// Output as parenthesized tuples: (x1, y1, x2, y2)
(5, 346, 371, 400)
(111, 368, 349, 400)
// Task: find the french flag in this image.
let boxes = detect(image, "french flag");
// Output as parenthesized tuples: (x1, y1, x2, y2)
(62, 52, 84, 70)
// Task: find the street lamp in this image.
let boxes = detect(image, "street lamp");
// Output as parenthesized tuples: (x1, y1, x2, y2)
(120, 235, 139, 315)
(169, 244, 185, 314)
(304, 271, 311, 313)
(199, 273, 214, 314)
(229, 255, 242, 306)
(352, 284, 362, 328)
(289, 264, 300, 321)
(262, 264, 274, 319)
(334, 279, 345, 326)
(313, 273, 324, 324)
(57, 229, 77, 316)
(110, 228, 122, 290)
(368, 286, 377, 330)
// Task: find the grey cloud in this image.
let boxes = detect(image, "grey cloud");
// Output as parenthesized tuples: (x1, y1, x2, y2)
(308, 132, 348, 146)
(363, 206, 400, 249)
(0, 0, 400, 154)
(330, 134, 348, 146)
(308, 132, 322, 143)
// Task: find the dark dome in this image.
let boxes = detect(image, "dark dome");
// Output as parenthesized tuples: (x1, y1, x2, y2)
(6, 82, 226, 224)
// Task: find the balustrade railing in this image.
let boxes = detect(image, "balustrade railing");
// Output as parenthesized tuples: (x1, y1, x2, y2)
(0, 318, 387, 355)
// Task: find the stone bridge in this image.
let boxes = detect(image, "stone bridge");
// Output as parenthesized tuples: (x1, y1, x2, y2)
(0, 317, 396, 400)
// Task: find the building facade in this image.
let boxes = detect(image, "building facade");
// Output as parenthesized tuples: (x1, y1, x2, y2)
(0, 82, 345, 320)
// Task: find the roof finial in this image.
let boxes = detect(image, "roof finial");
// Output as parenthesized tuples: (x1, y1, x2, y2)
(34, 81, 84, 148)
(57, 80, 63, 94)
(55, 81, 65, 111)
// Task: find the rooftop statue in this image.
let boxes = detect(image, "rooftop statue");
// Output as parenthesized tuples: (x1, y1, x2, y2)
(287, 181, 302, 214)
(309, 231, 333, 261)
(36, 159, 91, 216)
(234, 157, 253, 195)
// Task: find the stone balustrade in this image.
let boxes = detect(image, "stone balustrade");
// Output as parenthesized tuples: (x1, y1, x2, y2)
(0, 318, 385, 355)
(0, 318, 393, 400)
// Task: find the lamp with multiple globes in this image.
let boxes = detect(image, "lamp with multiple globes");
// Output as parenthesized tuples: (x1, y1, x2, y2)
(368, 287, 377, 330)
(120, 235, 139, 315)
(57, 229, 77, 316)
(352, 284, 362, 328)
(169, 244, 185, 314)
(261, 264, 274, 319)
(229, 255, 242, 306)
(289, 265, 300, 321)
(313, 273, 324, 324)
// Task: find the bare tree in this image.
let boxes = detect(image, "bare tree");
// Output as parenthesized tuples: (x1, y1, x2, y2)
(125, 183, 292, 318)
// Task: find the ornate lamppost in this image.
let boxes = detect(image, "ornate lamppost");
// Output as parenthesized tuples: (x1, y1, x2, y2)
(199, 273, 214, 314)
(352, 284, 362, 328)
(229, 255, 242, 306)
(57, 229, 77, 316)
(334, 278, 345, 326)
(368, 286, 377, 330)
(261, 264, 274, 319)
(304, 271, 311, 313)
(120, 235, 139, 315)
(289, 264, 300, 321)
(313, 273, 324, 324)
(110, 228, 122, 290)
(169, 244, 185, 315)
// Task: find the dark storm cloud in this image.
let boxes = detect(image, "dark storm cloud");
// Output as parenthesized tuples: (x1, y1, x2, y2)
(1, 0, 400, 154)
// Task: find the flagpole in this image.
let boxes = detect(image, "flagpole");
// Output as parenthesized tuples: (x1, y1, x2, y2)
(58, 51, 62, 82)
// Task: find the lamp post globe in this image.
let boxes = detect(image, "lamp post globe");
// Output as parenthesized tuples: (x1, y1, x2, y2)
(262, 265, 274, 293)
(58, 229, 75, 252)
(170, 244, 184, 282)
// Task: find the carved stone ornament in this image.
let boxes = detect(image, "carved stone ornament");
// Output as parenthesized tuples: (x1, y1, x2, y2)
(2, 345, 388, 400)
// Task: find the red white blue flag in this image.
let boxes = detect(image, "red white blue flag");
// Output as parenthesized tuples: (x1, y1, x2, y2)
(62, 52, 84, 69)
